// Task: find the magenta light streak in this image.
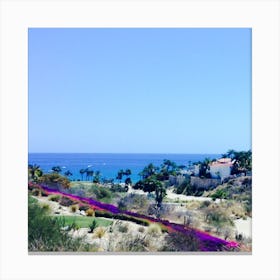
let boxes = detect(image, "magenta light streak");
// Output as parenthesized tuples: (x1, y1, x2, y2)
(30, 183, 239, 251)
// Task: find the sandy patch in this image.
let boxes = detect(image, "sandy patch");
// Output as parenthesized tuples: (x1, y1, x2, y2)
(33, 196, 80, 216)
(234, 217, 252, 238)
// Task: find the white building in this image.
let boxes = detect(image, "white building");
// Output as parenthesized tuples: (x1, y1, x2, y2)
(209, 158, 234, 180)
(194, 158, 234, 181)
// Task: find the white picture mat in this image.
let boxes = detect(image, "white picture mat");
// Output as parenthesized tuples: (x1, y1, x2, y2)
(0, 0, 279, 279)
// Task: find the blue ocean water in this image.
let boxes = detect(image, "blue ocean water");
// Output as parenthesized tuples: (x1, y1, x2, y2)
(28, 153, 221, 183)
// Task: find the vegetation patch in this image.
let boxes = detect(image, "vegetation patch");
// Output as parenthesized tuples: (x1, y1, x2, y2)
(59, 196, 75, 207)
(48, 194, 61, 202)
(86, 208, 95, 217)
(55, 216, 112, 228)
(162, 231, 200, 251)
(94, 210, 150, 226)
(29, 196, 87, 251)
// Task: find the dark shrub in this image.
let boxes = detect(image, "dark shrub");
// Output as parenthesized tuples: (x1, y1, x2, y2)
(138, 227, 145, 233)
(200, 200, 211, 208)
(118, 223, 129, 233)
(117, 234, 148, 252)
(204, 209, 234, 232)
(59, 196, 75, 207)
(117, 193, 149, 212)
(48, 195, 61, 202)
(94, 210, 149, 226)
(79, 204, 90, 211)
(88, 220, 97, 233)
(162, 231, 200, 251)
(95, 210, 114, 219)
(174, 177, 191, 194)
(110, 184, 128, 193)
(89, 184, 112, 202)
(211, 189, 228, 200)
(31, 188, 41, 196)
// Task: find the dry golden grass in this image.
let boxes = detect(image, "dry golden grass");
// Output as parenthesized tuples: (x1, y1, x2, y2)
(86, 208, 95, 217)
(185, 200, 201, 210)
(93, 227, 106, 239)
(147, 224, 162, 236)
(70, 204, 79, 213)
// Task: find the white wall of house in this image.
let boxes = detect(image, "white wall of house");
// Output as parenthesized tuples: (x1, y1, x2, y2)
(194, 165, 200, 176)
(210, 165, 231, 180)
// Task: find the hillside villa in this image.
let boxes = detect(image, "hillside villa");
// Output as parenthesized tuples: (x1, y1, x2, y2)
(194, 158, 235, 181)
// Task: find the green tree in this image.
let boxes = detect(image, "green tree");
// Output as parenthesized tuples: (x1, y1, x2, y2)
(124, 169, 132, 176)
(85, 168, 94, 181)
(64, 170, 73, 178)
(123, 169, 132, 188)
(134, 177, 166, 209)
(139, 163, 158, 180)
(155, 181, 166, 208)
(228, 149, 252, 175)
(124, 178, 132, 189)
(161, 159, 178, 173)
(116, 169, 124, 183)
(79, 169, 86, 181)
(52, 166, 62, 174)
(38, 173, 70, 189)
(93, 171, 101, 183)
(28, 164, 43, 181)
(198, 158, 211, 178)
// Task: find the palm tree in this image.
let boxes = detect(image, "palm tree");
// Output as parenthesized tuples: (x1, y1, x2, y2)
(161, 159, 177, 173)
(85, 169, 94, 181)
(124, 169, 131, 176)
(80, 169, 86, 181)
(52, 166, 62, 173)
(64, 170, 73, 177)
(231, 150, 252, 175)
(226, 149, 236, 159)
(28, 164, 43, 181)
(155, 181, 166, 209)
(93, 171, 101, 183)
(122, 169, 132, 186)
(139, 163, 158, 180)
(199, 158, 211, 178)
(116, 169, 124, 183)
(125, 177, 132, 186)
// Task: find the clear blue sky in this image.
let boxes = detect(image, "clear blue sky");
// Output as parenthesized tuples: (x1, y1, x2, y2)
(28, 28, 251, 153)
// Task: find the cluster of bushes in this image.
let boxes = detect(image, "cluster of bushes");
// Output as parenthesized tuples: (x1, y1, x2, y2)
(117, 193, 150, 212)
(114, 233, 148, 252)
(147, 224, 162, 236)
(94, 210, 150, 227)
(79, 203, 90, 211)
(110, 184, 128, 193)
(30, 187, 48, 197)
(59, 196, 75, 207)
(48, 195, 61, 202)
(88, 184, 112, 203)
(173, 178, 204, 196)
(37, 173, 70, 189)
(204, 176, 252, 215)
(210, 189, 228, 200)
(204, 208, 234, 233)
(162, 231, 200, 251)
(28, 196, 86, 251)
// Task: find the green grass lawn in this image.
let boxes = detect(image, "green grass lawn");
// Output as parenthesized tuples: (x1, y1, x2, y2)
(56, 216, 113, 228)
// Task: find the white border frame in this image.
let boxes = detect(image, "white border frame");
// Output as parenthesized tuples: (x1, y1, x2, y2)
(0, 0, 279, 279)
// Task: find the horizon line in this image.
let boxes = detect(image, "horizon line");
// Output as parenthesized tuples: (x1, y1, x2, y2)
(28, 152, 225, 155)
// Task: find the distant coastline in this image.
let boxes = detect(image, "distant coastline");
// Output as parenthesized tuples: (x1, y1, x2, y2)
(28, 153, 221, 182)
